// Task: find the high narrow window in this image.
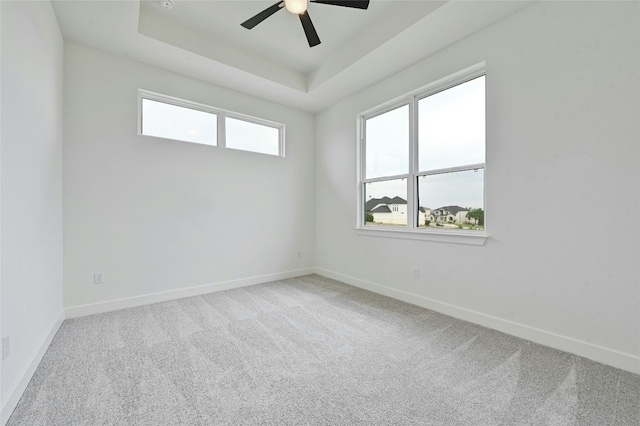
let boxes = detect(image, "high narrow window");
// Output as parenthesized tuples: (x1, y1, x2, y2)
(358, 65, 486, 239)
(138, 90, 284, 157)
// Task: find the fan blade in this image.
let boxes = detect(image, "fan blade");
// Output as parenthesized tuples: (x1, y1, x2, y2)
(299, 11, 321, 47)
(310, 0, 369, 9)
(241, 1, 284, 29)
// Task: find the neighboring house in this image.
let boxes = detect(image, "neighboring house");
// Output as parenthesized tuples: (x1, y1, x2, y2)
(429, 206, 471, 225)
(418, 207, 429, 226)
(366, 197, 427, 225)
(366, 200, 475, 226)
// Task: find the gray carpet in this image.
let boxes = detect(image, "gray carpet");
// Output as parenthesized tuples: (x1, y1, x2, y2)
(7, 275, 640, 425)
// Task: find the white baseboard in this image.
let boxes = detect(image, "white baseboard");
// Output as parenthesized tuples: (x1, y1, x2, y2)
(314, 267, 640, 375)
(65, 268, 316, 319)
(1, 310, 65, 426)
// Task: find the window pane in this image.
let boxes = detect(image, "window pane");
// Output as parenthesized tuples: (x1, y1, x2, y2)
(418, 76, 485, 171)
(365, 105, 409, 179)
(417, 169, 484, 230)
(142, 99, 217, 146)
(226, 117, 280, 156)
(364, 179, 407, 227)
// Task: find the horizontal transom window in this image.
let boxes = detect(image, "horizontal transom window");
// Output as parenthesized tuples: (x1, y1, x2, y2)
(138, 90, 284, 157)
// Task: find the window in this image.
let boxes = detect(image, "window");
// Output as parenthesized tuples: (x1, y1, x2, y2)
(225, 116, 280, 156)
(141, 98, 217, 146)
(358, 64, 486, 244)
(138, 90, 284, 157)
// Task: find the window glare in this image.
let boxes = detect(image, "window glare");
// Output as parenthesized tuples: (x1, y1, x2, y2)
(418, 76, 485, 171)
(142, 99, 217, 146)
(226, 117, 279, 156)
(365, 105, 409, 179)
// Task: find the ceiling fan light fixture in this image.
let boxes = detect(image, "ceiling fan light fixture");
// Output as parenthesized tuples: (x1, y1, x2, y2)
(284, 0, 308, 14)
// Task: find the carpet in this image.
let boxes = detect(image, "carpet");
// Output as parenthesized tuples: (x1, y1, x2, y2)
(7, 275, 640, 425)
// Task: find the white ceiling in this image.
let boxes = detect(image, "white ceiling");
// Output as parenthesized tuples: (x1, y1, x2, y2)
(52, 0, 534, 112)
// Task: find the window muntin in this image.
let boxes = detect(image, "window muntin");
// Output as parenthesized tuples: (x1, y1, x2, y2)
(358, 65, 486, 237)
(141, 99, 217, 146)
(225, 117, 280, 156)
(138, 90, 284, 157)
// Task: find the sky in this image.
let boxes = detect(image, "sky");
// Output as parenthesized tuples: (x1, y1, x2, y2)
(418, 76, 485, 170)
(365, 104, 409, 179)
(226, 117, 279, 155)
(142, 99, 279, 156)
(142, 99, 217, 146)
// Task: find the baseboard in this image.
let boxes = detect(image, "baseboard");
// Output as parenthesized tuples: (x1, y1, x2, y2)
(314, 267, 640, 375)
(65, 268, 316, 319)
(1, 310, 65, 426)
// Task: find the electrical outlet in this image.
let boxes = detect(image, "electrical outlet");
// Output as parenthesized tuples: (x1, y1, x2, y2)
(2, 336, 10, 360)
(413, 267, 421, 279)
(94, 272, 105, 284)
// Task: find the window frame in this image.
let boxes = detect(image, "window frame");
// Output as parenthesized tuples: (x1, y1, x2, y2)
(356, 63, 487, 246)
(138, 89, 285, 157)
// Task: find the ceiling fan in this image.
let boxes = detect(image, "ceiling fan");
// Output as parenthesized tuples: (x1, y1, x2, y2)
(241, 0, 370, 48)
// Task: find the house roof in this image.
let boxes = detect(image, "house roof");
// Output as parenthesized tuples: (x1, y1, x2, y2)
(434, 205, 468, 215)
(365, 196, 407, 211)
(370, 205, 392, 213)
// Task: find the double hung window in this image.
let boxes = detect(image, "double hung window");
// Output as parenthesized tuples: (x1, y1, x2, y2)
(358, 64, 486, 243)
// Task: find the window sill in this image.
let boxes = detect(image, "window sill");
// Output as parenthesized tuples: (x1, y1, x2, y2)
(355, 227, 487, 246)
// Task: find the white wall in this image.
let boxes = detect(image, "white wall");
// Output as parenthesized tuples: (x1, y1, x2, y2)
(0, 0, 64, 420)
(315, 1, 640, 372)
(63, 43, 315, 312)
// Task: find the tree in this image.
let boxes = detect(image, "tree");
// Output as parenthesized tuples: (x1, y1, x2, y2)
(466, 208, 484, 226)
(365, 212, 374, 222)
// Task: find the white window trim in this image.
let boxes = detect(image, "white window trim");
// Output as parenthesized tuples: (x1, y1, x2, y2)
(138, 89, 285, 157)
(356, 62, 487, 246)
